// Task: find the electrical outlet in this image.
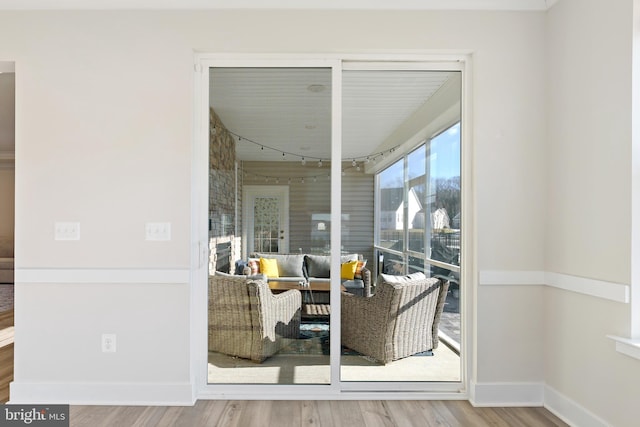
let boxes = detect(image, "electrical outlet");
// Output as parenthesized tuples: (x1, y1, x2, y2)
(102, 333, 116, 353)
(145, 222, 171, 241)
(54, 222, 80, 240)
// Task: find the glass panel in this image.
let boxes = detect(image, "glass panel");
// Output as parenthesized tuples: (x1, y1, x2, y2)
(408, 254, 426, 275)
(208, 67, 331, 385)
(407, 145, 426, 253)
(378, 158, 405, 253)
(428, 123, 461, 270)
(380, 250, 405, 275)
(254, 196, 280, 253)
(342, 69, 461, 383)
(427, 123, 461, 353)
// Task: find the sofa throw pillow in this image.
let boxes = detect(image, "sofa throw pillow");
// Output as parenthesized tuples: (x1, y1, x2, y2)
(253, 253, 305, 277)
(341, 260, 359, 280)
(247, 258, 260, 275)
(234, 259, 248, 275)
(259, 257, 280, 278)
(354, 259, 367, 279)
(305, 254, 331, 278)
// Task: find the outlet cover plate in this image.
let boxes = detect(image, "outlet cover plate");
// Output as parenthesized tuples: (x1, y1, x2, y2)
(54, 222, 80, 240)
(145, 222, 171, 241)
(102, 333, 116, 353)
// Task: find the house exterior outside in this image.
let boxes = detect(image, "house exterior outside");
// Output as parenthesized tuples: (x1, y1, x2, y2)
(379, 187, 423, 233)
(0, 0, 639, 426)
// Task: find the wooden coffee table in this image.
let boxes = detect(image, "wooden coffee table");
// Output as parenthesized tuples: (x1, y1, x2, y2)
(269, 280, 345, 322)
(268, 280, 345, 293)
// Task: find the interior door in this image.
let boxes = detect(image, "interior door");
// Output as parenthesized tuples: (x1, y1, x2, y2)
(243, 185, 289, 255)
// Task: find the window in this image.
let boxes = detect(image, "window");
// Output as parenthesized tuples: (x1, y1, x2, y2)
(374, 122, 461, 346)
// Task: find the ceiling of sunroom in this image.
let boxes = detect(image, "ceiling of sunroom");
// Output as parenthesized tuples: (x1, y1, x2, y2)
(210, 68, 456, 162)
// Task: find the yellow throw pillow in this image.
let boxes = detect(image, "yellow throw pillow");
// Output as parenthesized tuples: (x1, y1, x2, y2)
(341, 260, 359, 280)
(259, 258, 279, 278)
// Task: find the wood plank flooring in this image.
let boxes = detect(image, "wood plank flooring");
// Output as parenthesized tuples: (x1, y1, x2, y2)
(70, 400, 568, 427)
(0, 308, 13, 404)
(1, 306, 567, 426)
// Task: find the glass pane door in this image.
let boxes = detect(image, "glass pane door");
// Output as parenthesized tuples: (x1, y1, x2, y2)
(254, 196, 281, 252)
(244, 185, 289, 254)
(341, 68, 462, 383)
(208, 67, 332, 385)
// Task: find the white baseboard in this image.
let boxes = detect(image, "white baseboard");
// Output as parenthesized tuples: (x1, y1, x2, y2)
(470, 382, 611, 426)
(544, 385, 610, 427)
(9, 381, 195, 406)
(469, 381, 544, 406)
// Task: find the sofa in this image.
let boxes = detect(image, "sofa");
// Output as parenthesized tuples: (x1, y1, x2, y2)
(0, 237, 13, 284)
(242, 252, 372, 297)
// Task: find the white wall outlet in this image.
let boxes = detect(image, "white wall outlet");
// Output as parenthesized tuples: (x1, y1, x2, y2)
(102, 333, 116, 353)
(54, 222, 80, 240)
(145, 222, 171, 241)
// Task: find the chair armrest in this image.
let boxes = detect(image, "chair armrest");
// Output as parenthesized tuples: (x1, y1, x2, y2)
(270, 288, 302, 307)
(265, 288, 302, 324)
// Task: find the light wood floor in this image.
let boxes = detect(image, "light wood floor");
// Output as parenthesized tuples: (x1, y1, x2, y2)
(1, 308, 567, 426)
(0, 308, 13, 403)
(70, 400, 568, 426)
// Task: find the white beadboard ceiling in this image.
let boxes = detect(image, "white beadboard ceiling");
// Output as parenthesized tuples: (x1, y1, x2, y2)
(210, 68, 455, 162)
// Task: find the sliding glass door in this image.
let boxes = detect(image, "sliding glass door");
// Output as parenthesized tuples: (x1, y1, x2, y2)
(204, 59, 464, 390)
(341, 68, 462, 383)
(208, 67, 332, 385)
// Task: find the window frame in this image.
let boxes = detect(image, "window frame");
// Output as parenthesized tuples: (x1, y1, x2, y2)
(193, 53, 474, 399)
(374, 122, 462, 279)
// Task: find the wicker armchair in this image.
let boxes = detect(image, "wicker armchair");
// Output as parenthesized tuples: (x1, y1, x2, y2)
(341, 272, 449, 364)
(208, 274, 302, 362)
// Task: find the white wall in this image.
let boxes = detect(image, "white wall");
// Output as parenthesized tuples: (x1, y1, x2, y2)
(0, 10, 548, 404)
(546, 1, 639, 426)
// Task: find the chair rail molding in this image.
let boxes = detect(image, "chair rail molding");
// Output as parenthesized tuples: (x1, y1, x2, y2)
(14, 268, 190, 284)
(479, 269, 629, 303)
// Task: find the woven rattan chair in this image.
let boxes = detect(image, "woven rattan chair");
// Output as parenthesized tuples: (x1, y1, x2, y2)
(341, 272, 449, 364)
(208, 274, 301, 362)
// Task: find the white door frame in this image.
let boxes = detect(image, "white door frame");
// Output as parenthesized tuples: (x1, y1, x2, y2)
(191, 53, 474, 400)
(243, 185, 290, 256)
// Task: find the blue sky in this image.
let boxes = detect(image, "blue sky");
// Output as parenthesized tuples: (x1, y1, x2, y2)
(381, 122, 460, 188)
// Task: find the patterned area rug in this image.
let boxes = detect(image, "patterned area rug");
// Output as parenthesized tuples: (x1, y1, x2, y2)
(282, 323, 434, 358)
(0, 285, 13, 313)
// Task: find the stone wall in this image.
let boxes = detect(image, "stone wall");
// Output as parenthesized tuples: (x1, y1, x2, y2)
(209, 108, 241, 274)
